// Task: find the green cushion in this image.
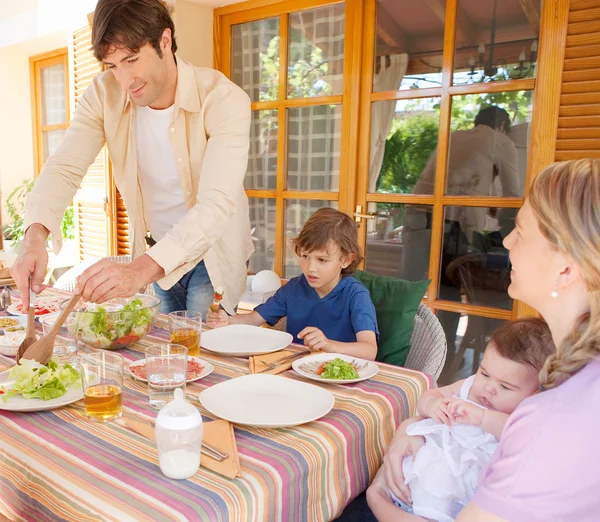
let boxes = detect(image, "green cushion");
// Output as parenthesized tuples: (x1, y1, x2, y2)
(353, 270, 430, 367)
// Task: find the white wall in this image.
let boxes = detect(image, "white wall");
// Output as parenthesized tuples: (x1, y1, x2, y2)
(0, 31, 69, 228)
(174, 1, 214, 68)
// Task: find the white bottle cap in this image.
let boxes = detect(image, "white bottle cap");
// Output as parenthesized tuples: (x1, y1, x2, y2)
(155, 388, 202, 431)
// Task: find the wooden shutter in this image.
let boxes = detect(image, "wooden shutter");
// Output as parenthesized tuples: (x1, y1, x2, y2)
(115, 189, 131, 255)
(556, 0, 600, 161)
(71, 24, 111, 260)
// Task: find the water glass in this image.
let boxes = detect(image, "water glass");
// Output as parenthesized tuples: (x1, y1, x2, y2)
(40, 312, 78, 361)
(145, 343, 188, 409)
(79, 351, 123, 422)
(168, 311, 202, 357)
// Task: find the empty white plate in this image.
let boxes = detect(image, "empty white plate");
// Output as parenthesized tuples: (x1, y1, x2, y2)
(200, 325, 293, 357)
(199, 373, 335, 428)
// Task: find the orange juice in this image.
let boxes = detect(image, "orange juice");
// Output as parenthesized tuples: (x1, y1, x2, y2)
(84, 384, 122, 422)
(170, 328, 200, 357)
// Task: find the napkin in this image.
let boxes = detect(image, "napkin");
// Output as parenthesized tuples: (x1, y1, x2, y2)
(249, 348, 317, 375)
(120, 416, 241, 479)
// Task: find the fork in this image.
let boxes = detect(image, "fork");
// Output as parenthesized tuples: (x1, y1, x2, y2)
(256, 350, 310, 372)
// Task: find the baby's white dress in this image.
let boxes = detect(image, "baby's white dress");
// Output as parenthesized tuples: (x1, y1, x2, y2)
(390, 376, 499, 522)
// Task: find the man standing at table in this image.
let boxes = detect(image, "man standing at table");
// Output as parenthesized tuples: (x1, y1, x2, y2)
(11, 0, 253, 315)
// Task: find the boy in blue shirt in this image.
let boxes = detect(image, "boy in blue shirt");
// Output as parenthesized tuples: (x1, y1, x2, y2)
(206, 208, 379, 360)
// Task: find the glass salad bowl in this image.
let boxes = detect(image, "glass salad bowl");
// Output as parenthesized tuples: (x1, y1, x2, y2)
(65, 294, 161, 350)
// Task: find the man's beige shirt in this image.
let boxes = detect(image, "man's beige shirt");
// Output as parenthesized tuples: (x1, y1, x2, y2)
(24, 59, 254, 313)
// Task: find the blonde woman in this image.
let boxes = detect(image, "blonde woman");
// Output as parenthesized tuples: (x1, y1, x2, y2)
(365, 159, 600, 522)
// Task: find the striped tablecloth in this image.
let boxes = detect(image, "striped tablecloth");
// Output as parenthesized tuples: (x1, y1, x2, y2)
(0, 290, 432, 522)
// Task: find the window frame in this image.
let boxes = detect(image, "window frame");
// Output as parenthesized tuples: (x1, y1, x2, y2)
(30, 48, 70, 178)
(214, 0, 569, 321)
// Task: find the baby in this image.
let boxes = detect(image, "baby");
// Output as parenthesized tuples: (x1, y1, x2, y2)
(367, 317, 554, 522)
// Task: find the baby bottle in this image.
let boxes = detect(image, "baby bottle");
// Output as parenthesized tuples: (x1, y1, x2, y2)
(155, 388, 203, 479)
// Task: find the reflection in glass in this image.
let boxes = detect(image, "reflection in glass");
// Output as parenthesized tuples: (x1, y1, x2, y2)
(232, 18, 279, 102)
(365, 203, 433, 282)
(442, 92, 533, 197)
(370, 97, 440, 195)
(437, 311, 506, 386)
(42, 129, 66, 162)
(284, 199, 338, 278)
(374, 0, 445, 91)
(286, 105, 342, 191)
(439, 205, 515, 311)
(248, 198, 276, 273)
(41, 63, 66, 126)
(453, 0, 541, 85)
(245, 110, 278, 190)
(288, 4, 345, 98)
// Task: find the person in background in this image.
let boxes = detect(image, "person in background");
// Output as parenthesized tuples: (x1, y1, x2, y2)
(207, 208, 379, 361)
(11, 0, 253, 315)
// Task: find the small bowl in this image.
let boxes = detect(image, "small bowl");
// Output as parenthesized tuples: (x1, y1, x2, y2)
(66, 293, 160, 350)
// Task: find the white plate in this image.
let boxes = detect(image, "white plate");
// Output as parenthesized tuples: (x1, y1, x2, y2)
(199, 373, 335, 428)
(127, 356, 214, 383)
(292, 353, 379, 384)
(0, 315, 28, 333)
(200, 325, 293, 357)
(7, 297, 62, 316)
(0, 369, 83, 412)
(0, 331, 28, 357)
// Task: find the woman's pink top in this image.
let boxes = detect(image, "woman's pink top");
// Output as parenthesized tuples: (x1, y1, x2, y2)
(473, 359, 600, 521)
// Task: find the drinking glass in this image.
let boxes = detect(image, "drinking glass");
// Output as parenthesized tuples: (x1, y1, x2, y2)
(40, 312, 77, 361)
(79, 351, 123, 422)
(168, 311, 202, 357)
(145, 343, 188, 409)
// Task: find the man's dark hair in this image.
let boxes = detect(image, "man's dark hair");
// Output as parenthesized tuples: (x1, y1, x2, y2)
(92, 0, 177, 62)
(474, 106, 511, 133)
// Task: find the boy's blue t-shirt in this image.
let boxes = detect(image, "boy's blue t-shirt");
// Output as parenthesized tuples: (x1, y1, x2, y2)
(255, 274, 379, 344)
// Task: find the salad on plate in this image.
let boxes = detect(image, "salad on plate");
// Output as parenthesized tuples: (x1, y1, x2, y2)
(1, 359, 80, 402)
(316, 357, 360, 380)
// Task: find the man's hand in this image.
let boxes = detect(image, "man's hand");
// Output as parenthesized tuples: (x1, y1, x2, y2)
(74, 254, 164, 303)
(447, 398, 484, 426)
(10, 224, 49, 309)
(297, 327, 332, 352)
(382, 428, 425, 504)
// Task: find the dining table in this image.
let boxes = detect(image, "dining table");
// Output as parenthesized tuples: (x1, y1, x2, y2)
(0, 288, 432, 522)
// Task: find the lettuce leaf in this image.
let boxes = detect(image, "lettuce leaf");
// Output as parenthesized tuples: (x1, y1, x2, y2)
(1, 359, 80, 402)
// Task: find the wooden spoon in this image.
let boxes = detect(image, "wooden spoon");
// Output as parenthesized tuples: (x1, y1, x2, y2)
(20, 293, 82, 365)
(16, 288, 37, 363)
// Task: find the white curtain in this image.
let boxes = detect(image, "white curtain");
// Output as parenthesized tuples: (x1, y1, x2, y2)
(368, 53, 409, 193)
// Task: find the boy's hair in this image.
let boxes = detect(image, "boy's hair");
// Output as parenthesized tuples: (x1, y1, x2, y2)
(92, 0, 177, 62)
(490, 317, 555, 371)
(293, 208, 363, 275)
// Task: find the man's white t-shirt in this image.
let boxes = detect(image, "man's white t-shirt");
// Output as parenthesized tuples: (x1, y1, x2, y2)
(135, 105, 189, 242)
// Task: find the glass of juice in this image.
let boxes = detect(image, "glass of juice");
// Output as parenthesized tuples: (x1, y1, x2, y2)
(168, 311, 202, 357)
(79, 351, 123, 422)
(145, 343, 188, 409)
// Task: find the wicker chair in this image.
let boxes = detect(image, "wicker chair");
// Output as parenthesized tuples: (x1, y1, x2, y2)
(52, 255, 157, 296)
(271, 303, 447, 381)
(405, 304, 447, 381)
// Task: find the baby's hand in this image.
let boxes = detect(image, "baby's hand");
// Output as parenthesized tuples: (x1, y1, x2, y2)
(206, 309, 229, 329)
(297, 326, 332, 352)
(448, 398, 484, 426)
(425, 396, 453, 427)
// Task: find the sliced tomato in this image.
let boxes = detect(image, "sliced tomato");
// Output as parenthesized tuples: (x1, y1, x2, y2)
(114, 334, 140, 346)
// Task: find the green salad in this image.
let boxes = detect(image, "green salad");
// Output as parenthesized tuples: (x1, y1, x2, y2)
(1, 359, 80, 402)
(320, 357, 360, 380)
(76, 298, 155, 349)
